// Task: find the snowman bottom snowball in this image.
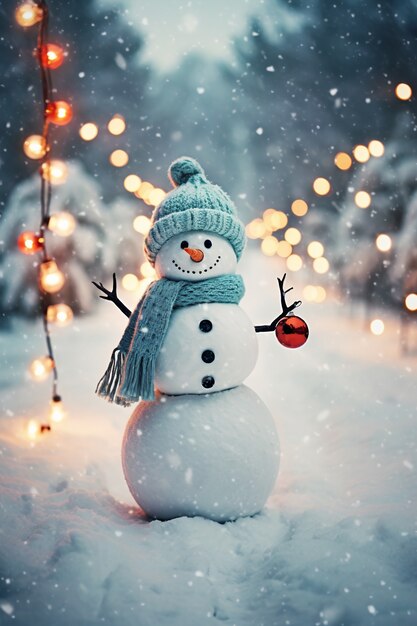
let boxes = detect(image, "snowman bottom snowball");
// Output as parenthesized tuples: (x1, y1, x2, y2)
(122, 386, 280, 522)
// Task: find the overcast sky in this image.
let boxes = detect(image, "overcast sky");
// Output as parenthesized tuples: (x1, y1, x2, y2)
(120, 0, 264, 71)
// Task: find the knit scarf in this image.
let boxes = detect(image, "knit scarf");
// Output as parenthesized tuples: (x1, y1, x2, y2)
(96, 274, 245, 406)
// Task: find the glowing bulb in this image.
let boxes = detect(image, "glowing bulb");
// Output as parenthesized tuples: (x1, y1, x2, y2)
(353, 145, 370, 163)
(108, 115, 126, 135)
(39, 260, 65, 293)
(46, 304, 73, 327)
(49, 396, 65, 423)
(79, 123, 98, 141)
(15, 3, 43, 27)
(276, 240, 292, 258)
(109, 149, 129, 167)
(29, 356, 54, 381)
(41, 160, 68, 185)
(133, 215, 151, 236)
(17, 231, 43, 255)
(122, 273, 139, 291)
(313, 177, 331, 196)
(291, 199, 308, 217)
(135, 181, 154, 200)
(395, 83, 412, 101)
(148, 188, 167, 207)
(23, 135, 47, 159)
(334, 152, 352, 170)
(46, 101, 73, 126)
(48, 212, 76, 237)
(261, 236, 278, 256)
(124, 174, 142, 193)
(375, 234, 392, 252)
(354, 191, 371, 209)
(405, 293, 417, 312)
(313, 257, 330, 274)
(368, 140, 384, 158)
(286, 254, 303, 272)
(307, 241, 324, 259)
(370, 319, 384, 335)
(27, 419, 40, 440)
(140, 261, 157, 278)
(41, 44, 65, 70)
(284, 227, 302, 245)
(245, 219, 268, 239)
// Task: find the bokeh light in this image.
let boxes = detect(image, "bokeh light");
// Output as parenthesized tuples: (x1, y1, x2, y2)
(261, 236, 278, 256)
(375, 234, 392, 252)
(405, 294, 417, 311)
(368, 140, 384, 158)
(122, 274, 139, 291)
(140, 261, 157, 279)
(313, 257, 330, 274)
(133, 215, 151, 236)
(313, 177, 331, 196)
(303, 285, 327, 303)
(39, 260, 65, 293)
(334, 152, 352, 170)
(109, 149, 129, 167)
(354, 191, 371, 209)
(23, 135, 47, 159)
(370, 319, 384, 335)
(108, 115, 126, 135)
(124, 174, 142, 193)
(148, 188, 167, 207)
(353, 145, 370, 163)
(286, 254, 303, 271)
(307, 241, 324, 258)
(79, 123, 98, 141)
(395, 83, 412, 101)
(135, 181, 154, 201)
(48, 212, 76, 237)
(41, 160, 68, 185)
(284, 227, 302, 245)
(46, 304, 73, 327)
(291, 199, 308, 217)
(29, 356, 54, 381)
(246, 219, 268, 239)
(276, 240, 292, 258)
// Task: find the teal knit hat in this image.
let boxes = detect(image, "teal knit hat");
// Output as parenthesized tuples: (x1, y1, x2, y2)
(144, 157, 246, 265)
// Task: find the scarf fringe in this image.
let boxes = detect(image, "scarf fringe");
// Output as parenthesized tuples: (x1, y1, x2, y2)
(119, 350, 155, 403)
(95, 348, 125, 403)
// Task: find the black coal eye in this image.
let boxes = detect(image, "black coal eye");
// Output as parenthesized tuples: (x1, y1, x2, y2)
(180, 240, 189, 249)
(204, 239, 212, 249)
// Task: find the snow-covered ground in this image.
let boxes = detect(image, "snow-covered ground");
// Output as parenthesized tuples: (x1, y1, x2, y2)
(1, 252, 416, 626)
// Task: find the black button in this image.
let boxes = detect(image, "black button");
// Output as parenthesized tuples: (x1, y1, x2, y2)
(202, 350, 215, 363)
(199, 319, 212, 333)
(202, 376, 215, 388)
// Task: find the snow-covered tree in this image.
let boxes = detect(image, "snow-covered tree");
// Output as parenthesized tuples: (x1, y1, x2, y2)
(0, 161, 143, 317)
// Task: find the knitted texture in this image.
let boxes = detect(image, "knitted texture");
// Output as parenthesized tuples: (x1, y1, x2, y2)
(144, 157, 246, 265)
(96, 274, 245, 406)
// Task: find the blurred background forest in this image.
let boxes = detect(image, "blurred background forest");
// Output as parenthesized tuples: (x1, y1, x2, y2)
(1, 0, 417, 343)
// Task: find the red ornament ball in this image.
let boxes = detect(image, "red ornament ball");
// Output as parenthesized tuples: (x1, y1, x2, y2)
(275, 315, 309, 349)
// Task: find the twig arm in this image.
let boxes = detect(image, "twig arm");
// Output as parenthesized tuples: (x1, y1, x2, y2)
(255, 273, 301, 333)
(92, 273, 132, 318)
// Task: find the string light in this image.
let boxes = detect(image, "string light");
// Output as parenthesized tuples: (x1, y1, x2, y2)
(49, 395, 65, 422)
(405, 294, 417, 312)
(48, 211, 76, 237)
(39, 259, 65, 293)
(41, 43, 65, 69)
(17, 231, 44, 255)
(23, 134, 47, 159)
(41, 159, 68, 185)
(17, 0, 73, 435)
(46, 303, 73, 326)
(29, 356, 55, 381)
(15, 3, 43, 26)
(46, 100, 73, 126)
(79, 123, 98, 141)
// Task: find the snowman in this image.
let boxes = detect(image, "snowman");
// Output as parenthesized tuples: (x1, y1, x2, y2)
(94, 157, 305, 522)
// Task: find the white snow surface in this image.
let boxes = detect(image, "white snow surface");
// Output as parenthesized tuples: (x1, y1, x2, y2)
(1, 252, 417, 626)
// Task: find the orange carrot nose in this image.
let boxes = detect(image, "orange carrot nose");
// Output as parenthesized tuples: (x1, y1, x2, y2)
(184, 247, 204, 262)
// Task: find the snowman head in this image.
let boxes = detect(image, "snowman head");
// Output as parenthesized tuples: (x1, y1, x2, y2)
(144, 157, 246, 271)
(155, 230, 237, 281)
